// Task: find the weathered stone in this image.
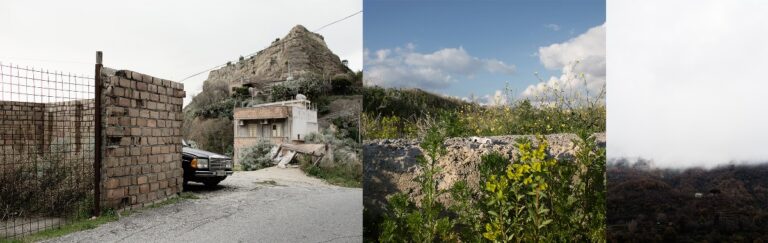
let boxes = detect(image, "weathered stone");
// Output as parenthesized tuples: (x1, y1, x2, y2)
(205, 25, 351, 93)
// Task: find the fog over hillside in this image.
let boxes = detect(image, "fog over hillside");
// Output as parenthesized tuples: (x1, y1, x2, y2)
(608, 1, 768, 168)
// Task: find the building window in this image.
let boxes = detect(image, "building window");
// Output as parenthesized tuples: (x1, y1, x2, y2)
(248, 123, 259, 137)
(272, 123, 282, 137)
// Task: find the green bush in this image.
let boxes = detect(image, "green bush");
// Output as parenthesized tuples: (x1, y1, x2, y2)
(269, 83, 296, 101)
(331, 74, 353, 95)
(238, 140, 275, 171)
(268, 78, 330, 102)
(377, 134, 606, 242)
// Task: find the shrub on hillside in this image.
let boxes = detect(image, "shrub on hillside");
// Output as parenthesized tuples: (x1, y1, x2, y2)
(331, 74, 353, 95)
(187, 80, 252, 119)
(269, 75, 332, 102)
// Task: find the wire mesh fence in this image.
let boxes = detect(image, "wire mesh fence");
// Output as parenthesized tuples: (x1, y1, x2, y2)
(0, 62, 95, 239)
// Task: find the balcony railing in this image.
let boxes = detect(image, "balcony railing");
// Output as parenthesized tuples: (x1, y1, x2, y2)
(234, 136, 288, 144)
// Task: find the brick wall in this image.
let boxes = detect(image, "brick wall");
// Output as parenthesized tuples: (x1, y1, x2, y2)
(0, 100, 94, 173)
(99, 68, 185, 209)
(0, 101, 46, 155)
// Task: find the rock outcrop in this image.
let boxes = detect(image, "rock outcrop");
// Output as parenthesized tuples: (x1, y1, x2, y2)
(363, 133, 606, 214)
(205, 25, 352, 92)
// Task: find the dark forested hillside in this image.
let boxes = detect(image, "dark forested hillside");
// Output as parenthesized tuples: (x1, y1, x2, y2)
(607, 161, 768, 242)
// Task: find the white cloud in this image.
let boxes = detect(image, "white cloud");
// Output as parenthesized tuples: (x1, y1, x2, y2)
(521, 24, 605, 102)
(364, 44, 515, 90)
(608, 0, 768, 168)
(477, 90, 509, 106)
(544, 24, 561, 31)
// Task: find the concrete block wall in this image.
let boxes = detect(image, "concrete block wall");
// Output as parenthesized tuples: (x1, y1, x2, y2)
(0, 100, 94, 174)
(100, 68, 185, 209)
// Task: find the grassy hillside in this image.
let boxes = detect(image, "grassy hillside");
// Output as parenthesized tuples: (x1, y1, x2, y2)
(363, 86, 470, 119)
(607, 162, 768, 242)
(362, 86, 605, 139)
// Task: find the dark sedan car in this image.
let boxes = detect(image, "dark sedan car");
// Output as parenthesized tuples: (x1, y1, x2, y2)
(182, 140, 233, 187)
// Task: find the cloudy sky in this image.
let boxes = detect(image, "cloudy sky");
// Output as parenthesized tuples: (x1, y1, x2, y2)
(0, 0, 362, 106)
(364, 0, 605, 105)
(608, 0, 768, 168)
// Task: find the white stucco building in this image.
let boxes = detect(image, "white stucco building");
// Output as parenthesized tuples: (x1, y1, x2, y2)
(232, 96, 318, 164)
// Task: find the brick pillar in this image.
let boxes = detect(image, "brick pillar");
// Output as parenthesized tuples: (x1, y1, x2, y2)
(99, 69, 185, 209)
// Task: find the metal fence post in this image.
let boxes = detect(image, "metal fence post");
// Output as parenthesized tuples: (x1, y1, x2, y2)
(93, 51, 103, 217)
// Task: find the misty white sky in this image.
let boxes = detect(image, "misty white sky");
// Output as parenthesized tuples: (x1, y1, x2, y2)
(608, 0, 768, 168)
(0, 0, 362, 106)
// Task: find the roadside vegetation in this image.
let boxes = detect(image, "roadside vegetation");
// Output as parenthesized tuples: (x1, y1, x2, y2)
(300, 128, 362, 188)
(364, 70, 606, 241)
(0, 145, 93, 228)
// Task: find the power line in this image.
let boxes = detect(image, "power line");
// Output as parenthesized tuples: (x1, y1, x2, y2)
(314, 10, 362, 32)
(178, 10, 362, 82)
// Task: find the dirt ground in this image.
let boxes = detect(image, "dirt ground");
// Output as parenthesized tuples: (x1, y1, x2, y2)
(44, 167, 362, 243)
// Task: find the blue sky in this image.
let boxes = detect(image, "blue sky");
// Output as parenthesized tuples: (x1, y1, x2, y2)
(364, 0, 605, 104)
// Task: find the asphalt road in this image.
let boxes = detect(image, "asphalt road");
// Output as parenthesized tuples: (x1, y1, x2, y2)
(45, 167, 362, 243)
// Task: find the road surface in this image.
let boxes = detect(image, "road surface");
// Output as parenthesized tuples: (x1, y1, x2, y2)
(45, 167, 362, 243)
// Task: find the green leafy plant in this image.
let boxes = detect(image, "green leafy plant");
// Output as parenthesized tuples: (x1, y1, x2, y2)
(379, 126, 458, 242)
(476, 138, 556, 242)
(376, 135, 606, 242)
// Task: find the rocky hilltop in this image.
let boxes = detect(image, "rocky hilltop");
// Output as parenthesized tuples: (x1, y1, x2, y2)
(363, 133, 606, 214)
(205, 25, 352, 92)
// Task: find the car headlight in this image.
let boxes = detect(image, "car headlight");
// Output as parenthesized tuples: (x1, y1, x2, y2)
(225, 160, 232, 169)
(198, 158, 209, 169)
(192, 158, 208, 169)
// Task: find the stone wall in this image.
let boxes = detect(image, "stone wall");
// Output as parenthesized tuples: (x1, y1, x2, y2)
(363, 133, 606, 215)
(99, 68, 185, 209)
